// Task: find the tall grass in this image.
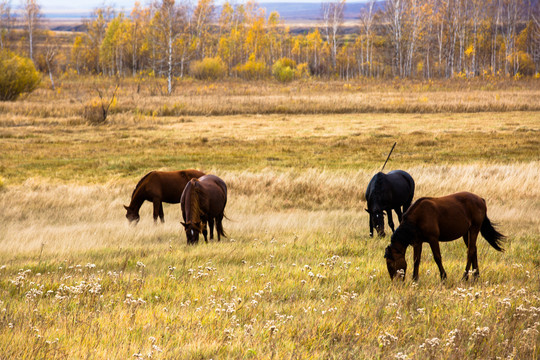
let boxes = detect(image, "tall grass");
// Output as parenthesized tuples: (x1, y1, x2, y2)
(0, 164, 538, 358)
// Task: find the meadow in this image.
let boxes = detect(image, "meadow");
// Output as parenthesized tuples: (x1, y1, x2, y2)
(0, 78, 539, 359)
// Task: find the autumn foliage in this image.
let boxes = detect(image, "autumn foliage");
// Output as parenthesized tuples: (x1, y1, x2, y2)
(0, 50, 41, 101)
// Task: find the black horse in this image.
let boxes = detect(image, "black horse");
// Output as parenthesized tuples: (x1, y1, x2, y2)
(365, 170, 415, 237)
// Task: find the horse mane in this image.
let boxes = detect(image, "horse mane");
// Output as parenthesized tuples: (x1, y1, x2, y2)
(132, 171, 154, 198)
(404, 196, 432, 216)
(188, 180, 206, 226)
(391, 220, 417, 248)
(370, 172, 390, 200)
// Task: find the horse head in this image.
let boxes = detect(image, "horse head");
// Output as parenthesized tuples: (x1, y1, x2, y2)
(124, 205, 140, 225)
(384, 222, 416, 280)
(384, 244, 407, 280)
(366, 208, 386, 237)
(181, 221, 202, 244)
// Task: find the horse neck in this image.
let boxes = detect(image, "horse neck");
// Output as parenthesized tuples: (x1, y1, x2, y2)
(128, 185, 146, 213)
(186, 185, 201, 224)
(391, 238, 408, 255)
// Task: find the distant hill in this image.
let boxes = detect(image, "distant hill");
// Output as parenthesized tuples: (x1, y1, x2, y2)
(260, 2, 382, 21)
(47, 2, 382, 31)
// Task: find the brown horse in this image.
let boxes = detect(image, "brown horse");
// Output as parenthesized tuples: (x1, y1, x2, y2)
(181, 174, 227, 244)
(384, 192, 505, 281)
(124, 169, 205, 224)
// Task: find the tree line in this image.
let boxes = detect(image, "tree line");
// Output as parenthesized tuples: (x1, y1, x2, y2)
(1, 0, 539, 91)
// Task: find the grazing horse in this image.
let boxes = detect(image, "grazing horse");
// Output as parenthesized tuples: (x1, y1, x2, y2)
(181, 174, 227, 245)
(365, 170, 415, 237)
(124, 169, 205, 224)
(384, 192, 505, 281)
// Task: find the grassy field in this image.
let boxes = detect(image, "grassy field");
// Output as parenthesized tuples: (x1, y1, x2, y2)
(0, 78, 539, 359)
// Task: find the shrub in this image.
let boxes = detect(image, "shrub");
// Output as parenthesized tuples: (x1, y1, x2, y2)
(190, 57, 226, 80)
(272, 58, 310, 82)
(82, 85, 118, 125)
(0, 50, 41, 101)
(234, 55, 268, 80)
(272, 58, 296, 82)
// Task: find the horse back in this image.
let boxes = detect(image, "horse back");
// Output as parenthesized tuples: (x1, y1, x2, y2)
(141, 170, 204, 203)
(197, 175, 228, 215)
(385, 170, 415, 203)
(366, 170, 414, 210)
(406, 192, 486, 242)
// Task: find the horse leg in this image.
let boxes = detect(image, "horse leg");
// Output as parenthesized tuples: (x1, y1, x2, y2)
(208, 218, 215, 240)
(216, 215, 224, 242)
(468, 228, 481, 280)
(462, 232, 471, 280)
(369, 213, 374, 237)
(395, 207, 403, 224)
(202, 219, 208, 243)
(412, 243, 423, 281)
(152, 199, 160, 223)
(387, 210, 395, 233)
(428, 239, 447, 280)
(159, 203, 165, 223)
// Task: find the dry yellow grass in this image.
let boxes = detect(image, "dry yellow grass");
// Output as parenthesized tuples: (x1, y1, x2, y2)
(1, 78, 540, 120)
(1, 163, 538, 255)
(0, 79, 539, 359)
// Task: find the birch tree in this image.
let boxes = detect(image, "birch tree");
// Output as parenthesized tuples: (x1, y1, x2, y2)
(192, 0, 215, 59)
(532, 4, 540, 73)
(44, 31, 58, 90)
(21, 0, 41, 62)
(84, 6, 114, 73)
(359, 0, 375, 76)
(384, 0, 406, 77)
(152, 0, 187, 94)
(321, 0, 345, 70)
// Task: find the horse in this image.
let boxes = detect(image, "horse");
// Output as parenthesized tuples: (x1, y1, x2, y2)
(365, 170, 415, 237)
(384, 192, 505, 281)
(181, 174, 227, 245)
(124, 169, 205, 224)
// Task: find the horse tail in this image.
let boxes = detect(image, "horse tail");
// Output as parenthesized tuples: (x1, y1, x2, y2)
(480, 215, 505, 252)
(216, 215, 227, 238)
(402, 172, 415, 213)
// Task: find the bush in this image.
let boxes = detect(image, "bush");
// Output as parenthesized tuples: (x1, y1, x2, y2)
(0, 50, 41, 101)
(272, 58, 310, 82)
(234, 55, 268, 80)
(82, 85, 118, 125)
(190, 57, 226, 80)
(272, 58, 296, 82)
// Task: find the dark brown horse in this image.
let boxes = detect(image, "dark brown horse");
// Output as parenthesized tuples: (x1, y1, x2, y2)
(384, 192, 505, 281)
(181, 174, 227, 244)
(124, 169, 205, 224)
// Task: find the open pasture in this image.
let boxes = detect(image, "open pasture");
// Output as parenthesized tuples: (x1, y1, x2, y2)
(0, 83, 539, 359)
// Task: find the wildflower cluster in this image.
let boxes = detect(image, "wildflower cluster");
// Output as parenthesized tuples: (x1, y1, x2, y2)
(124, 294, 147, 306)
(378, 332, 398, 348)
(55, 277, 102, 301)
